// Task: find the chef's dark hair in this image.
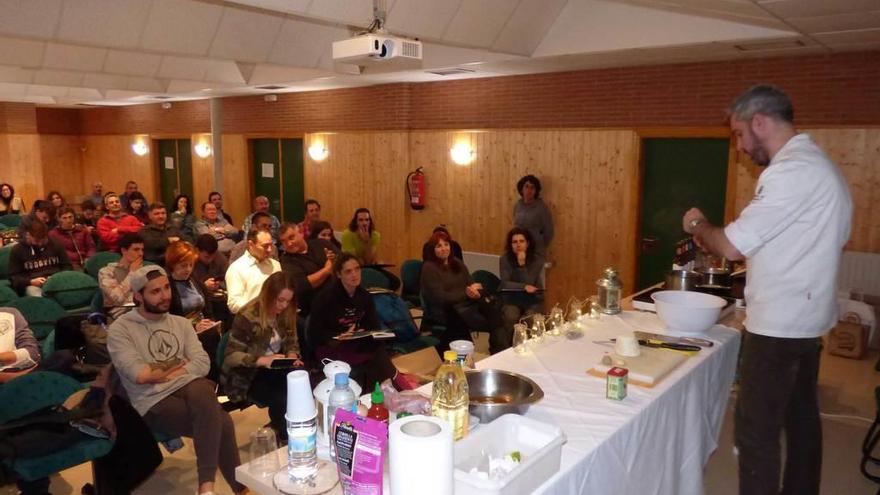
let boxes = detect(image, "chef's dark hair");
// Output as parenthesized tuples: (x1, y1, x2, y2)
(728, 84, 794, 124)
(516, 175, 542, 199)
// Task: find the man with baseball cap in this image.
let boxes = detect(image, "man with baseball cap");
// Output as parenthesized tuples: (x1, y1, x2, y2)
(107, 266, 247, 495)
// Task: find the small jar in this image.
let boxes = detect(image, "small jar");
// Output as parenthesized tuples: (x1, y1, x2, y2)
(596, 267, 623, 315)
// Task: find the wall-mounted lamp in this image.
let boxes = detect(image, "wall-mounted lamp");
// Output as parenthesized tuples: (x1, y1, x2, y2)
(131, 141, 149, 156)
(194, 142, 212, 158)
(450, 142, 475, 166)
(308, 143, 329, 162)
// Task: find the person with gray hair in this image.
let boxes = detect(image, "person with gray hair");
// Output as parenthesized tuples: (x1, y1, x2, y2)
(240, 195, 281, 241)
(682, 84, 852, 495)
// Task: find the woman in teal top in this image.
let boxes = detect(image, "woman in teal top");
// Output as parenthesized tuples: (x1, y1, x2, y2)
(341, 207, 400, 291)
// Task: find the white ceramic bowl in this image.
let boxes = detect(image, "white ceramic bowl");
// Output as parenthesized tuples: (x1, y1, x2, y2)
(651, 290, 726, 335)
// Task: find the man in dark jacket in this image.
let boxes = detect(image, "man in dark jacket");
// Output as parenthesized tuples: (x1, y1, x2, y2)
(278, 223, 337, 317)
(139, 202, 183, 264)
(9, 217, 72, 296)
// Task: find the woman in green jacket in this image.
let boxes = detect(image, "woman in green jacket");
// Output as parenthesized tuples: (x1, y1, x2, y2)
(221, 271, 302, 441)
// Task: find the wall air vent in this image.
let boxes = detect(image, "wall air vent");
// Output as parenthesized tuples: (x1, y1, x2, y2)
(150, 95, 174, 100)
(425, 68, 476, 76)
(255, 85, 288, 90)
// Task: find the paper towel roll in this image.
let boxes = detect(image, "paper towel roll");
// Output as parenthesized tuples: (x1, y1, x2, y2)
(390, 415, 454, 495)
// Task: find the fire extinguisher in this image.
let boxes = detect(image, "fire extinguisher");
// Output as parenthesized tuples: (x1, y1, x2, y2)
(406, 167, 426, 210)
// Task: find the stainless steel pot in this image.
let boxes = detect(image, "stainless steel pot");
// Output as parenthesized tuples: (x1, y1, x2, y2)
(665, 270, 703, 291)
(698, 267, 731, 288)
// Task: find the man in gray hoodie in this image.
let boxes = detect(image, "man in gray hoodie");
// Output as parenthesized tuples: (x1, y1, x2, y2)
(107, 266, 246, 495)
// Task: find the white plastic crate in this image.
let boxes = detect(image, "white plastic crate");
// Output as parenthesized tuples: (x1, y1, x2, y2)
(454, 414, 565, 495)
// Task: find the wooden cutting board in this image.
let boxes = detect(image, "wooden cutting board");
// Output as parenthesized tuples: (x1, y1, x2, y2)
(587, 346, 688, 388)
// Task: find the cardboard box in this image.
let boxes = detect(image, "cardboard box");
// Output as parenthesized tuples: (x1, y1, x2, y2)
(391, 346, 442, 383)
(828, 321, 869, 359)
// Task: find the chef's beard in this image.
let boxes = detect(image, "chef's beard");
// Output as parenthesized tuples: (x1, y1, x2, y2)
(746, 127, 771, 167)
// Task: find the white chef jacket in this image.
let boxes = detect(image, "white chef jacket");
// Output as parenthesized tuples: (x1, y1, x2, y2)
(725, 133, 852, 339)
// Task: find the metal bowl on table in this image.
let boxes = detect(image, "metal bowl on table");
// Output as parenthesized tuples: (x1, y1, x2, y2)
(665, 269, 703, 291)
(465, 369, 544, 424)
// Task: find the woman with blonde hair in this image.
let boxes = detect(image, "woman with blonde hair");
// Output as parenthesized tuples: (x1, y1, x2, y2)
(223, 271, 303, 441)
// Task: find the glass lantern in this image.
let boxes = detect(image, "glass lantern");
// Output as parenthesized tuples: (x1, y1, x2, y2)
(596, 266, 623, 315)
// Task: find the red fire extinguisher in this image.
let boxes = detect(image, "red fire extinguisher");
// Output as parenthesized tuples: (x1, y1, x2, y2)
(406, 167, 426, 210)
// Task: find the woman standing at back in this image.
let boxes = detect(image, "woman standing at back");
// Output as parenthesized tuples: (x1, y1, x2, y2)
(513, 175, 554, 257)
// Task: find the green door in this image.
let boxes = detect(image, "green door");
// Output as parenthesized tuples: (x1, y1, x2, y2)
(251, 138, 305, 223)
(637, 138, 729, 290)
(157, 139, 193, 209)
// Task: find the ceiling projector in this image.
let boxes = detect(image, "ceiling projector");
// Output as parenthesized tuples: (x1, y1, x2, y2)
(332, 34, 422, 63)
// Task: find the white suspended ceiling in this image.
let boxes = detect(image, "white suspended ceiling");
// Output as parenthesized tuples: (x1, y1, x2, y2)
(0, 0, 875, 106)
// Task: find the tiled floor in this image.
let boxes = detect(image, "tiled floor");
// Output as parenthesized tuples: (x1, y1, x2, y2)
(3, 340, 878, 495)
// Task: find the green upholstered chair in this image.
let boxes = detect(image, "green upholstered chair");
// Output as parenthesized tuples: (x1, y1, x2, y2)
(43, 271, 99, 313)
(0, 371, 113, 483)
(41, 329, 55, 359)
(400, 259, 423, 308)
(0, 213, 21, 227)
(84, 251, 121, 280)
(8, 296, 67, 340)
(471, 270, 501, 296)
(361, 267, 391, 290)
(0, 283, 17, 305)
(0, 244, 13, 280)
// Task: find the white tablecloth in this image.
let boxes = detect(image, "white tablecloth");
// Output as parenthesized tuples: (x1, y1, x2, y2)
(477, 311, 741, 495)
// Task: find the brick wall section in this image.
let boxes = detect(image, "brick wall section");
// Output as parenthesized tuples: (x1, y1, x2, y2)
(221, 84, 412, 134)
(45, 50, 880, 134)
(0, 102, 37, 133)
(36, 108, 81, 135)
(78, 100, 211, 135)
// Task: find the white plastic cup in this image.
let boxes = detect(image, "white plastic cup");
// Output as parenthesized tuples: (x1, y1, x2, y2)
(449, 340, 475, 368)
(614, 335, 641, 357)
(285, 369, 316, 422)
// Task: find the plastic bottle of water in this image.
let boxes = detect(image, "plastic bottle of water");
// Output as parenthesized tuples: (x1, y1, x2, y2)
(286, 413, 317, 480)
(327, 373, 356, 462)
(431, 350, 469, 440)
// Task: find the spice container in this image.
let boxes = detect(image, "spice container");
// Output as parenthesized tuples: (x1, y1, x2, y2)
(606, 367, 628, 400)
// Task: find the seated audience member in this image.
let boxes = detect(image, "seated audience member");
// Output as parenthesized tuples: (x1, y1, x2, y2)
(166, 241, 222, 380)
(9, 217, 72, 297)
(308, 220, 342, 251)
(421, 225, 464, 262)
(49, 206, 96, 271)
(119, 180, 139, 211)
(139, 202, 183, 264)
(421, 230, 504, 353)
(78, 199, 99, 230)
(98, 233, 144, 319)
(87, 181, 104, 212)
(307, 253, 417, 391)
(126, 191, 149, 225)
(223, 272, 303, 441)
(228, 211, 276, 263)
(193, 234, 231, 326)
(298, 199, 322, 239)
(226, 229, 280, 313)
(26, 200, 52, 228)
(341, 208, 400, 291)
(97, 192, 143, 252)
(241, 196, 281, 241)
(208, 191, 234, 226)
(46, 191, 66, 228)
(0, 182, 26, 215)
(499, 227, 545, 353)
(0, 307, 40, 384)
(169, 194, 197, 240)
(279, 223, 336, 317)
(195, 202, 238, 256)
(107, 265, 247, 495)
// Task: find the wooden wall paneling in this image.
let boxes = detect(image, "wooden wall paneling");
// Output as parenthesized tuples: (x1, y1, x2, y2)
(220, 135, 251, 227)
(80, 135, 156, 205)
(2, 134, 44, 208)
(190, 133, 215, 209)
(40, 135, 84, 203)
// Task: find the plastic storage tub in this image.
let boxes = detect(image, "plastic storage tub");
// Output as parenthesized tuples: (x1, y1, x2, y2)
(454, 414, 565, 495)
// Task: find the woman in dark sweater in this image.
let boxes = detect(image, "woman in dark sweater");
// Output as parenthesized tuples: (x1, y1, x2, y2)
(499, 227, 545, 351)
(165, 240, 221, 380)
(308, 252, 417, 391)
(421, 231, 504, 353)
